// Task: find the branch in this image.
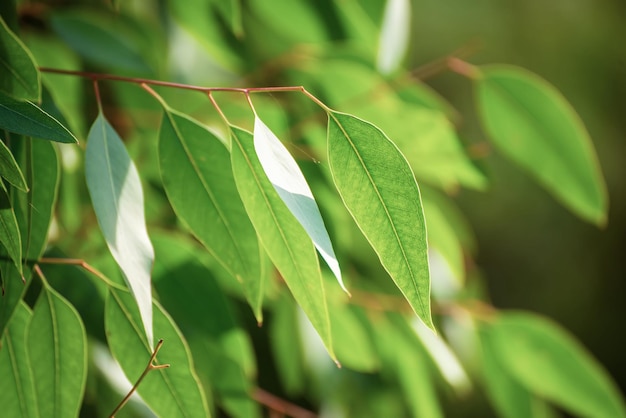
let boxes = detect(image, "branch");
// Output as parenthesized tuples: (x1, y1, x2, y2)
(252, 387, 318, 418)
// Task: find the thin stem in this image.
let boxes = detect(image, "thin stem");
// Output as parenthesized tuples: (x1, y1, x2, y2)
(447, 57, 482, 80)
(245, 91, 257, 115)
(33, 264, 48, 286)
(109, 339, 170, 418)
(140, 83, 168, 108)
(38, 257, 124, 290)
(207, 92, 231, 127)
(253, 387, 318, 418)
(93, 80, 102, 113)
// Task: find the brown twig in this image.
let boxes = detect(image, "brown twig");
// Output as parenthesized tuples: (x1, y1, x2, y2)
(252, 387, 318, 418)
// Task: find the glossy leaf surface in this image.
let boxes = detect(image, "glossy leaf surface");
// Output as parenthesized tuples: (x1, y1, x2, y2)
(159, 109, 263, 319)
(477, 65, 608, 225)
(85, 113, 154, 347)
(377, 0, 411, 74)
(28, 286, 87, 418)
(327, 111, 433, 330)
(105, 288, 210, 418)
(0, 15, 39, 100)
(0, 92, 77, 143)
(231, 126, 335, 360)
(0, 139, 27, 191)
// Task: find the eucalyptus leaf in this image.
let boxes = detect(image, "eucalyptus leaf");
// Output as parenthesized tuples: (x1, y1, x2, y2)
(158, 108, 263, 320)
(0, 15, 40, 100)
(28, 286, 87, 418)
(0, 181, 22, 275)
(253, 116, 345, 293)
(377, 0, 411, 75)
(0, 302, 37, 418)
(0, 92, 77, 143)
(230, 126, 335, 362)
(85, 113, 154, 348)
(327, 111, 433, 330)
(476, 65, 608, 225)
(487, 312, 626, 418)
(0, 138, 27, 191)
(105, 288, 211, 418)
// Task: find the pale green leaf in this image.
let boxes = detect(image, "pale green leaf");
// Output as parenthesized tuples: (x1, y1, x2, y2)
(0, 15, 40, 100)
(253, 116, 345, 293)
(488, 312, 626, 418)
(210, 0, 243, 38)
(0, 92, 77, 143)
(477, 65, 608, 225)
(327, 111, 433, 330)
(0, 302, 37, 418)
(28, 286, 87, 418)
(105, 288, 210, 418)
(158, 109, 263, 320)
(0, 139, 27, 191)
(230, 126, 335, 361)
(331, 304, 378, 372)
(377, 0, 411, 75)
(0, 181, 22, 275)
(85, 113, 154, 348)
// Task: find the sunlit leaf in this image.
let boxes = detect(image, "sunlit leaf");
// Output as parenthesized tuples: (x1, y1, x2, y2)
(487, 312, 626, 418)
(105, 287, 211, 418)
(332, 304, 378, 372)
(253, 116, 345, 293)
(0, 181, 22, 275)
(28, 286, 87, 418)
(230, 126, 335, 361)
(158, 108, 263, 320)
(85, 112, 154, 348)
(477, 65, 608, 225)
(0, 139, 27, 192)
(0, 302, 37, 418)
(211, 0, 243, 38)
(0, 92, 77, 143)
(327, 111, 433, 330)
(377, 0, 411, 75)
(0, 15, 40, 100)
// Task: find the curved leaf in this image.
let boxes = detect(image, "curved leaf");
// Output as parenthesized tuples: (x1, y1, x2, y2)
(105, 288, 210, 418)
(377, 0, 411, 75)
(0, 15, 40, 100)
(253, 116, 345, 293)
(476, 65, 608, 225)
(27, 286, 87, 418)
(85, 113, 154, 348)
(327, 111, 433, 330)
(0, 181, 21, 276)
(0, 92, 77, 143)
(487, 312, 626, 418)
(158, 109, 263, 320)
(230, 126, 335, 361)
(0, 139, 27, 191)
(0, 302, 37, 418)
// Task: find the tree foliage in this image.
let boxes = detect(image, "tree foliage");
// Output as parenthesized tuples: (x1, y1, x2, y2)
(0, 0, 623, 417)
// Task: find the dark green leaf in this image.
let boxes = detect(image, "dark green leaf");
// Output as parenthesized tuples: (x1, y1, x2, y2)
(105, 288, 211, 418)
(230, 126, 336, 362)
(158, 109, 263, 320)
(0, 181, 21, 275)
(0, 15, 40, 100)
(28, 286, 87, 418)
(327, 111, 433, 330)
(85, 112, 154, 347)
(477, 65, 608, 225)
(0, 137, 27, 191)
(0, 92, 77, 143)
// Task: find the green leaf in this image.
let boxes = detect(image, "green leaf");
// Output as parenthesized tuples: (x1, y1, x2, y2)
(253, 116, 345, 293)
(0, 92, 77, 143)
(327, 111, 433, 330)
(331, 304, 378, 372)
(377, 0, 411, 74)
(211, 0, 243, 38)
(0, 181, 22, 276)
(230, 126, 335, 362)
(0, 302, 37, 418)
(85, 112, 155, 348)
(158, 108, 263, 320)
(0, 15, 40, 100)
(487, 312, 626, 418)
(105, 287, 211, 418)
(0, 138, 27, 191)
(476, 65, 608, 225)
(28, 286, 87, 418)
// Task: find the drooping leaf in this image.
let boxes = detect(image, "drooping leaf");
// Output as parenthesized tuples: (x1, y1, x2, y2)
(327, 111, 433, 330)
(0, 138, 27, 191)
(105, 287, 211, 418)
(28, 286, 87, 418)
(210, 0, 243, 38)
(377, 0, 411, 75)
(0, 92, 77, 143)
(0, 302, 37, 418)
(487, 312, 626, 418)
(230, 126, 335, 361)
(0, 181, 22, 275)
(253, 116, 346, 293)
(158, 108, 263, 320)
(85, 112, 154, 348)
(331, 304, 378, 372)
(0, 15, 40, 100)
(476, 65, 608, 225)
